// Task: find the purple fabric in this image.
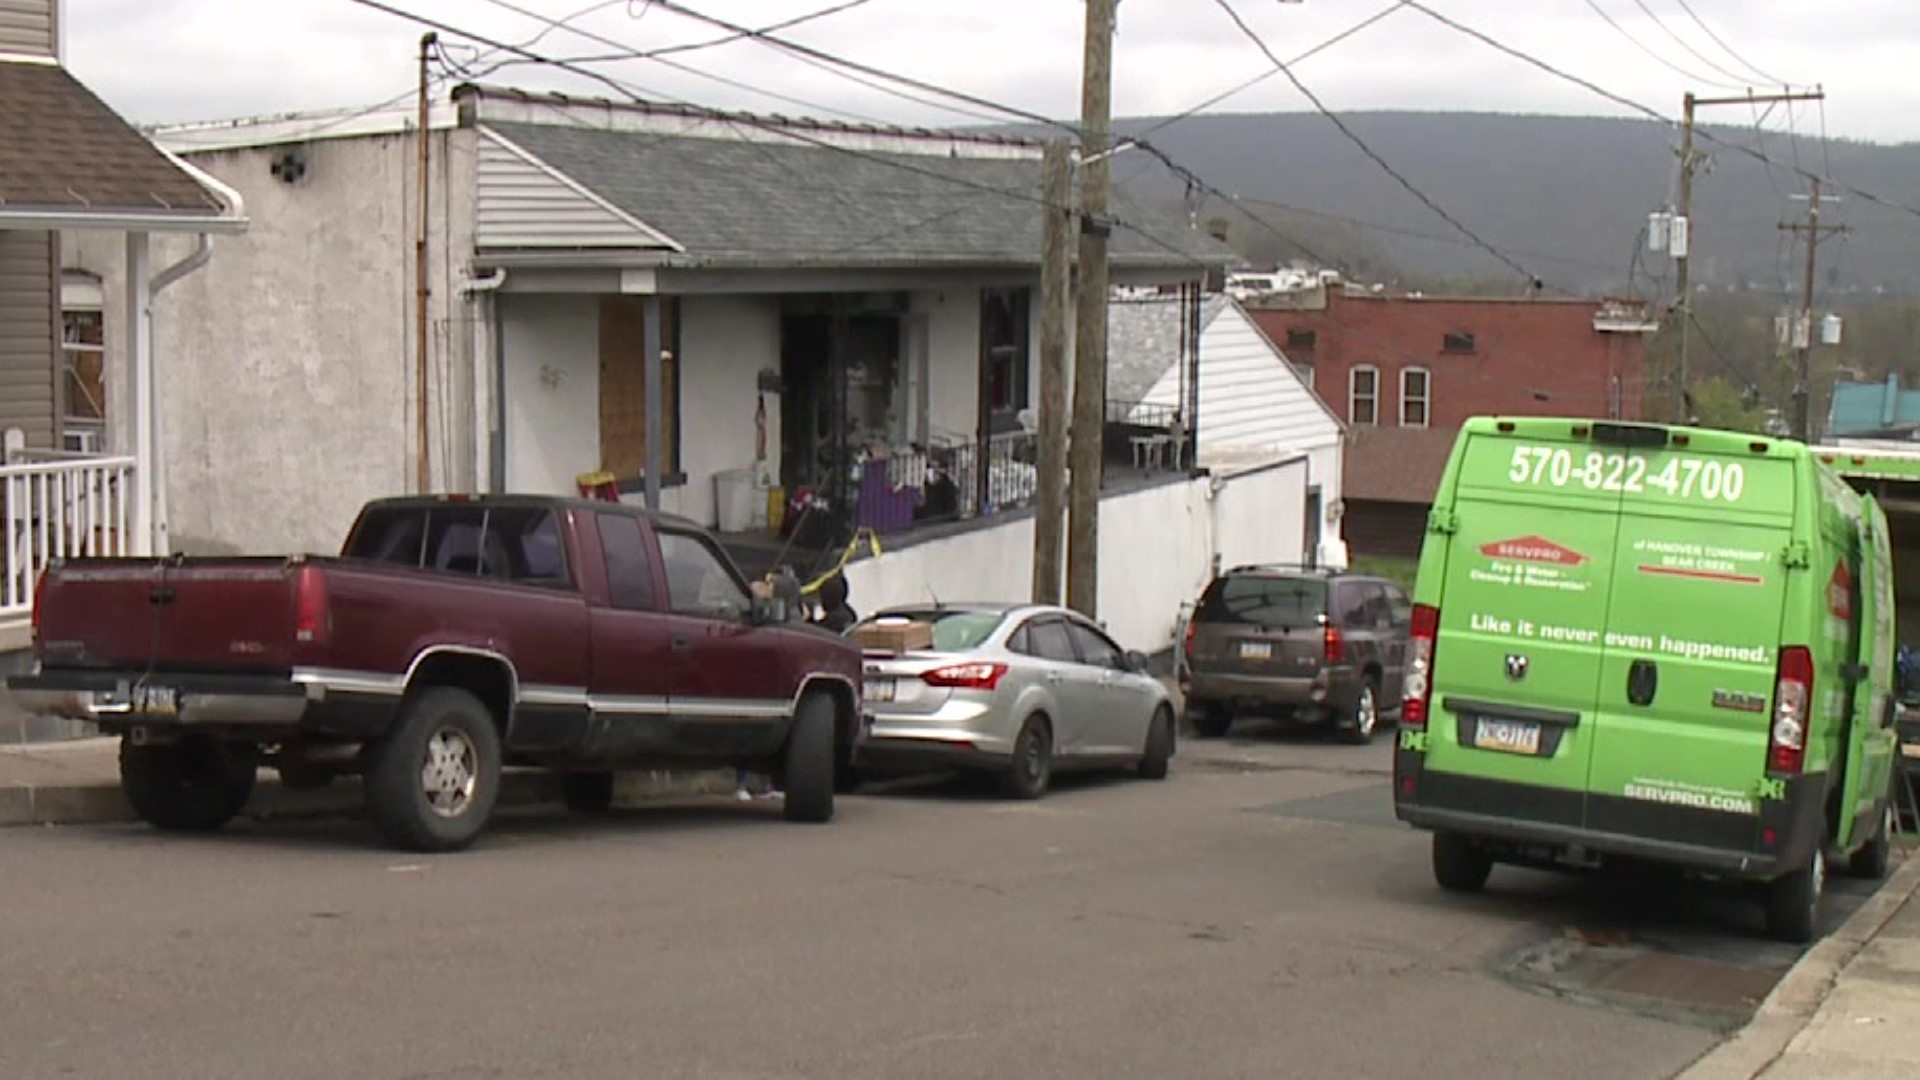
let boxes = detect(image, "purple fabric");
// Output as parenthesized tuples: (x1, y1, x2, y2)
(858, 460, 916, 534)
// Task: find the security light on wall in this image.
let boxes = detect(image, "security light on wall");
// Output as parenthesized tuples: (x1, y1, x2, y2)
(270, 147, 308, 185)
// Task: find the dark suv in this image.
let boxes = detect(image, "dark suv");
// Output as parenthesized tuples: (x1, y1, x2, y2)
(1180, 566, 1411, 745)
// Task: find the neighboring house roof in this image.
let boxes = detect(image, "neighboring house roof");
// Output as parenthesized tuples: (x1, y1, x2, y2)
(1830, 378, 1920, 437)
(1344, 427, 1457, 504)
(0, 58, 241, 231)
(1106, 293, 1231, 406)
(475, 117, 1232, 271)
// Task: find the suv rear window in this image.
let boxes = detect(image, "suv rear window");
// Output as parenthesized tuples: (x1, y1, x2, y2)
(1197, 575, 1327, 629)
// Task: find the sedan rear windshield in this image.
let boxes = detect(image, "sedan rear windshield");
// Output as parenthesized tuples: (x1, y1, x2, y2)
(1197, 576, 1327, 629)
(858, 609, 1007, 652)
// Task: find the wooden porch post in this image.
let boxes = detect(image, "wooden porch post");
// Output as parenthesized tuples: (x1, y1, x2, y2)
(126, 231, 154, 557)
(642, 295, 663, 512)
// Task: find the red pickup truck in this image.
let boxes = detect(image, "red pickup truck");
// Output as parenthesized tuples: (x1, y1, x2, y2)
(8, 496, 866, 851)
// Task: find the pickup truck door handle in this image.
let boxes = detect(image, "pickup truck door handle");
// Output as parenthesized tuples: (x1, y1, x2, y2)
(671, 634, 692, 653)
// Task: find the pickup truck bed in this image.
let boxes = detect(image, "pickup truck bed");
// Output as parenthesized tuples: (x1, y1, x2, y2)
(11, 495, 867, 851)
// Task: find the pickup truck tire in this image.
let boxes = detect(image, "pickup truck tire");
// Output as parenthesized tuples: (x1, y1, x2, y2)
(562, 772, 616, 814)
(782, 692, 836, 824)
(120, 736, 258, 833)
(365, 687, 502, 852)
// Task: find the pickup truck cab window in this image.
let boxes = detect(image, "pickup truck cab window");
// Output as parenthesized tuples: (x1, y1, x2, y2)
(658, 530, 750, 619)
(595, 512, 658, 611)
(348, 505, 571, 589)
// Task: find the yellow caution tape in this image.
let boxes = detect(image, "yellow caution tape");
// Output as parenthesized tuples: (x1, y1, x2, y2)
(800, 527, 883, 596)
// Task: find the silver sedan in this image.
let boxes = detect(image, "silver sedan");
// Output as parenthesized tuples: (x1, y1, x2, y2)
(852, 603, 1176, 798)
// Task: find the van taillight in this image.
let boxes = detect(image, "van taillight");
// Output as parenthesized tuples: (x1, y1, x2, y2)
(295, 565, 331, 647)
(1768, 646, 1813, 774)
(1324, 624, 1345, 664)
(1403, 603, 1440, 730)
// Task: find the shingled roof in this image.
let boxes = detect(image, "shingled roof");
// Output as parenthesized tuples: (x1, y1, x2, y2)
(480, 118, 1234, 271)
(0, 58, 233, 226)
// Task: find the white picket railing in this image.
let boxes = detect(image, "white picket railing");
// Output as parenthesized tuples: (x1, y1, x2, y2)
(2, 455, 137, 620)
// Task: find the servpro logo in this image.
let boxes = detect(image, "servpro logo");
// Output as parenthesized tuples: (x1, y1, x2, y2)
(1479, 536, 1587, 566)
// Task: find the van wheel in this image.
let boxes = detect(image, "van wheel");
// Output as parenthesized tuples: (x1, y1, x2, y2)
(562, 771, 616, 814)
(1848, 805, 1895, 881)
(1433, 832, 1493, 893)
(120, 736, 258, 833)
(1765, 847, 1825, 944)
(781, 692, 835, 824)
(1340, 680, 1380, 745)
(1194, 705, 1232, 739)
(365, 687, 502, 853)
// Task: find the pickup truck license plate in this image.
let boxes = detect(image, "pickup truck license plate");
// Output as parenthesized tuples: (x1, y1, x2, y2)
(1472, 717, 1541, 756)
(1238, 641, 1274, 660)
(133, 685, 180, 717)
(867, 679, 896, 704)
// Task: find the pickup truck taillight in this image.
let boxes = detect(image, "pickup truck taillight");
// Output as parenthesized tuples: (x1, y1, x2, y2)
(294, 564, 331, 647)
(1769, 646, 1813, 774)
(1402, 603, 1439, 730)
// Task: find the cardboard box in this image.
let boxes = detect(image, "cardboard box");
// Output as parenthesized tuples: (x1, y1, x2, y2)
(854, 619, 934, 654)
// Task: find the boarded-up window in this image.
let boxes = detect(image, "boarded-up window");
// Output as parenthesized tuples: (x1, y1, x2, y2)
(598, 296, 681, 481)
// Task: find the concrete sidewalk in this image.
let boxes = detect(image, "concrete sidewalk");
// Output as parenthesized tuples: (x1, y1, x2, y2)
(0, 736, 739, 828)
(1682, 845, 1920, 1080)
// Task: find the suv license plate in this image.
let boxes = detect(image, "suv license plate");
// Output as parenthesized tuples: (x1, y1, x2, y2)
(1472, 717, 1541, 756)
(1238, 641, 1273, 660)
(867, 679, 896, 704)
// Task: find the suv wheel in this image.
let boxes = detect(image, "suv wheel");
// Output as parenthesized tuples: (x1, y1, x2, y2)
(1193, 705, 1233, 739)
(120, 736, 258, 832)
(1339, 679, 1380, 745)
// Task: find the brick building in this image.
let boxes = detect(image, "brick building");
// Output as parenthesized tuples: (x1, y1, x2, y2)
(1249, 281, 1657, 557)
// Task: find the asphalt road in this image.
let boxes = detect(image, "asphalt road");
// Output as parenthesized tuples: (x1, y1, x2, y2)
(0, 726, 1862, 1080)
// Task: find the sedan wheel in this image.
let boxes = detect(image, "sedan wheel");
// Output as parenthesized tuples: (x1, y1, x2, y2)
(1001, 717, 1053, 800)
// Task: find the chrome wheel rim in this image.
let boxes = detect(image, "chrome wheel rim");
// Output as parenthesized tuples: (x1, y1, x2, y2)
(1357, 686, 1377, 736)
(420, 728, 479, 819)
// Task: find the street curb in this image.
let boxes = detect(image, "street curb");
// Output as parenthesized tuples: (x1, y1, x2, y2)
(1673, 844, 1920, 1080)
(0, 768, 742, 829)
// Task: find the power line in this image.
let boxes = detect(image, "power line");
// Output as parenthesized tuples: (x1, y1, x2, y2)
(1579, 0, 1744, 91)
(1399, 1, 1920, 223)
(636, 0, 878, 61)
(1208, 0, 1547, 288)
(1670, 0, 1786, 87)
(1624, 0, 1757, 88)
(1133, 1, 1411, 140)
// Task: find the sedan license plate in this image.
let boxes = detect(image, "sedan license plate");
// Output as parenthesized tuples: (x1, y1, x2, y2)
(1238, 641, 1274, 661)
(1472, 716, 1542, 756)
(134, 685, 180, 717)
(866, 679, 896, 704)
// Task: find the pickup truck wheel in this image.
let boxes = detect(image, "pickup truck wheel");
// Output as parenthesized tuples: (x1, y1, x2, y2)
(365, 687, 502, 852)
(1001, 716, 1053, 800)
(1137, 706, 1173, 780)
(120, 736, 258, 833)
(782, 693, 836, 824)
(562, 772, 616, 814)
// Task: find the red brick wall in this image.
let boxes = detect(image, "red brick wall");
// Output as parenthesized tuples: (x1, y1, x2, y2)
(1250, 287, 1647, 429)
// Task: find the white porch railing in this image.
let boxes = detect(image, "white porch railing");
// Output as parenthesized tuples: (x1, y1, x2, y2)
(2, 455, 137, 620)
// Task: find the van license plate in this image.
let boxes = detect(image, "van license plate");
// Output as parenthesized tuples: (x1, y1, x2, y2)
(867, 679, 896, 704)
(1472, 717, 1542, 756)
(1238, 641, 1273, 660)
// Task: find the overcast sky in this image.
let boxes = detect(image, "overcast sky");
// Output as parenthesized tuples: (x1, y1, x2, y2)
(63, 0, 1916, 144)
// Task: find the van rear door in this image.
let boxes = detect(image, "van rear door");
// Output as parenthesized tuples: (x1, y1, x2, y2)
(1420, 430, 1625, 829)
(1583, 438, 1794, 845)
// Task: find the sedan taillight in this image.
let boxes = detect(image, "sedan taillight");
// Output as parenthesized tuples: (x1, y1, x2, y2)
(922, 662, 1009, 691)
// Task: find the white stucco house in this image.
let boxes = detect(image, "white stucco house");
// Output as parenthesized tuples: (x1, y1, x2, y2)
(63, 83, 1233, 560)
(1107, 293, 1348, 567)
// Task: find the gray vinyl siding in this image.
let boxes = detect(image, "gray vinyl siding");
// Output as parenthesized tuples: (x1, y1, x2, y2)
(475, 128, 660, 250)
(0, 229, 56, 447)
(1141, 302, 1341, 456)
(0, 0, 55, 57)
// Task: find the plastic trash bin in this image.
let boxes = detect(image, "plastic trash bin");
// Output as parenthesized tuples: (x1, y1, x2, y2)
(714, 468, 756, 533)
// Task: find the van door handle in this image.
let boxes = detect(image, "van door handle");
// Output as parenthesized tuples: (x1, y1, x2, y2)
(1627, 659, 1658, 707)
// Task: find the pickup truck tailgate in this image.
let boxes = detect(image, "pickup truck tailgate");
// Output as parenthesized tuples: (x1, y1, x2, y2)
(35, 558, 303, 671)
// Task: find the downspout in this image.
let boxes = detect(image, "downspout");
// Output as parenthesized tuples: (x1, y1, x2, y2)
(457, 269, 509, 493)
(145, 150, 246, 555)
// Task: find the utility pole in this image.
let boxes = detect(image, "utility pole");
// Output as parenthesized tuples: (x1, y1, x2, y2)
(415, 32, 437, 494)
(1033, 142, 1072, 605)
(1780, 177, 1847, 442)
(1068, 0, 1115, 619)
(1668, 88, 1823, 424)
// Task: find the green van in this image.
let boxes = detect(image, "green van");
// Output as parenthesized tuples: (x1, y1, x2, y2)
(1393, 417, 1902, 942)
